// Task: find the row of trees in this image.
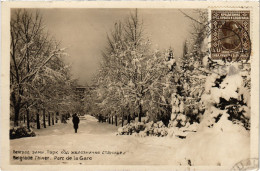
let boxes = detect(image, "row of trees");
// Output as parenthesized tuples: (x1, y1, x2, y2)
(87, 9, 251, 130)
(87, 10, 174, 126)
(10, 9, 78, 129)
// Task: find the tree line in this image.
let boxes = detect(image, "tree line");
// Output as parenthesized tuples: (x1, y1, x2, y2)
(10, 9, 78, 129)
(87, 9, 251, 130)
(87, 10, 187, 126)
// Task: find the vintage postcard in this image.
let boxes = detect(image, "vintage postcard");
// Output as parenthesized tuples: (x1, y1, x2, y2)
(1, 1, 259, 171)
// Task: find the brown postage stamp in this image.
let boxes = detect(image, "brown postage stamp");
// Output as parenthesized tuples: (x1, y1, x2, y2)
(211, 10, 251, 61)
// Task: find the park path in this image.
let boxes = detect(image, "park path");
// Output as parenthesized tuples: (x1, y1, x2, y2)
(10, 115, 181, 165)
(33, 115, 118, 137)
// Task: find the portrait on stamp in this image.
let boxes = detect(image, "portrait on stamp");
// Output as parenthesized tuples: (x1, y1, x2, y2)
(211, 10, 250, 60)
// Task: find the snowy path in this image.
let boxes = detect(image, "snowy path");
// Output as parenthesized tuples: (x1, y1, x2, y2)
(31, 115, 118, 136)
(10, 115, 249, 166)
(10, 115, 184, 165)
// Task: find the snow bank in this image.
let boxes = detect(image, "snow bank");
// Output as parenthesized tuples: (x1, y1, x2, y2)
(176, 112, 250, 166)
(183, 62, 250, 166)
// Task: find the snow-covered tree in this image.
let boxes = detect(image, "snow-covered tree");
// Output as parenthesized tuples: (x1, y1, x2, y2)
(95, 10, 171, 124)
(179, 10, 251, 131)
(10, 9, 73, 127)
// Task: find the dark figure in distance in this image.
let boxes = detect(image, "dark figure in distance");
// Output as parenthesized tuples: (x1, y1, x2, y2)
(72, 113, 80, 133)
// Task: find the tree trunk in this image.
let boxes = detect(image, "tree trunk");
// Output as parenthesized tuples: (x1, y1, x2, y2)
(127, 114, 130, 124)
(98, 114, 101, 122)
(48, 112, 51, 126)
(55, 112, 58, 123)
(138, 104, 142, 122)
(14, 106, 20, 127)
(43, 109, 46, 128)
(111, 116, 113, 125)
(36, 110, 40, 129)
(26, 108, 30, 130)
(121, 115, 124, 127)
(115, 115, 118, 126)
(12, 91, 22, 127)
(23, 113, 26, 123)
(52, 113, 54, 125)
(108, 117, 111, 124)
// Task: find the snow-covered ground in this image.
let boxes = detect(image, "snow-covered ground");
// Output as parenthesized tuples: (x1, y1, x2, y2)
(10, 115, 249, 166)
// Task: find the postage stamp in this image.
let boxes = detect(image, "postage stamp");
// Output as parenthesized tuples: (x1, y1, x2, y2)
(211, 10, 251, 61)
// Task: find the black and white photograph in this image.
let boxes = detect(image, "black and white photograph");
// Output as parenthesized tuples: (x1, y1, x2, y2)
(1, 1, 259, 171)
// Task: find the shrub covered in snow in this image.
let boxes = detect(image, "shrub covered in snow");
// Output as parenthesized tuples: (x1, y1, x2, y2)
(10, 126, 36, 139)
(118, 121, 168, 137)
(168, 122, 199, 138)
(201, 62, 251, 130)
(176, 110, 250, 166)
(118, 120, 199, 138)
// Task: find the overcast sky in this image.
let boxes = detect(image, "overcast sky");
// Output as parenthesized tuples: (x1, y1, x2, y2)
(38, 9, 198, 85)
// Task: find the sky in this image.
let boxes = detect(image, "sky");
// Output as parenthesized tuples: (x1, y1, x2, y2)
(38, 9, 198, 85)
